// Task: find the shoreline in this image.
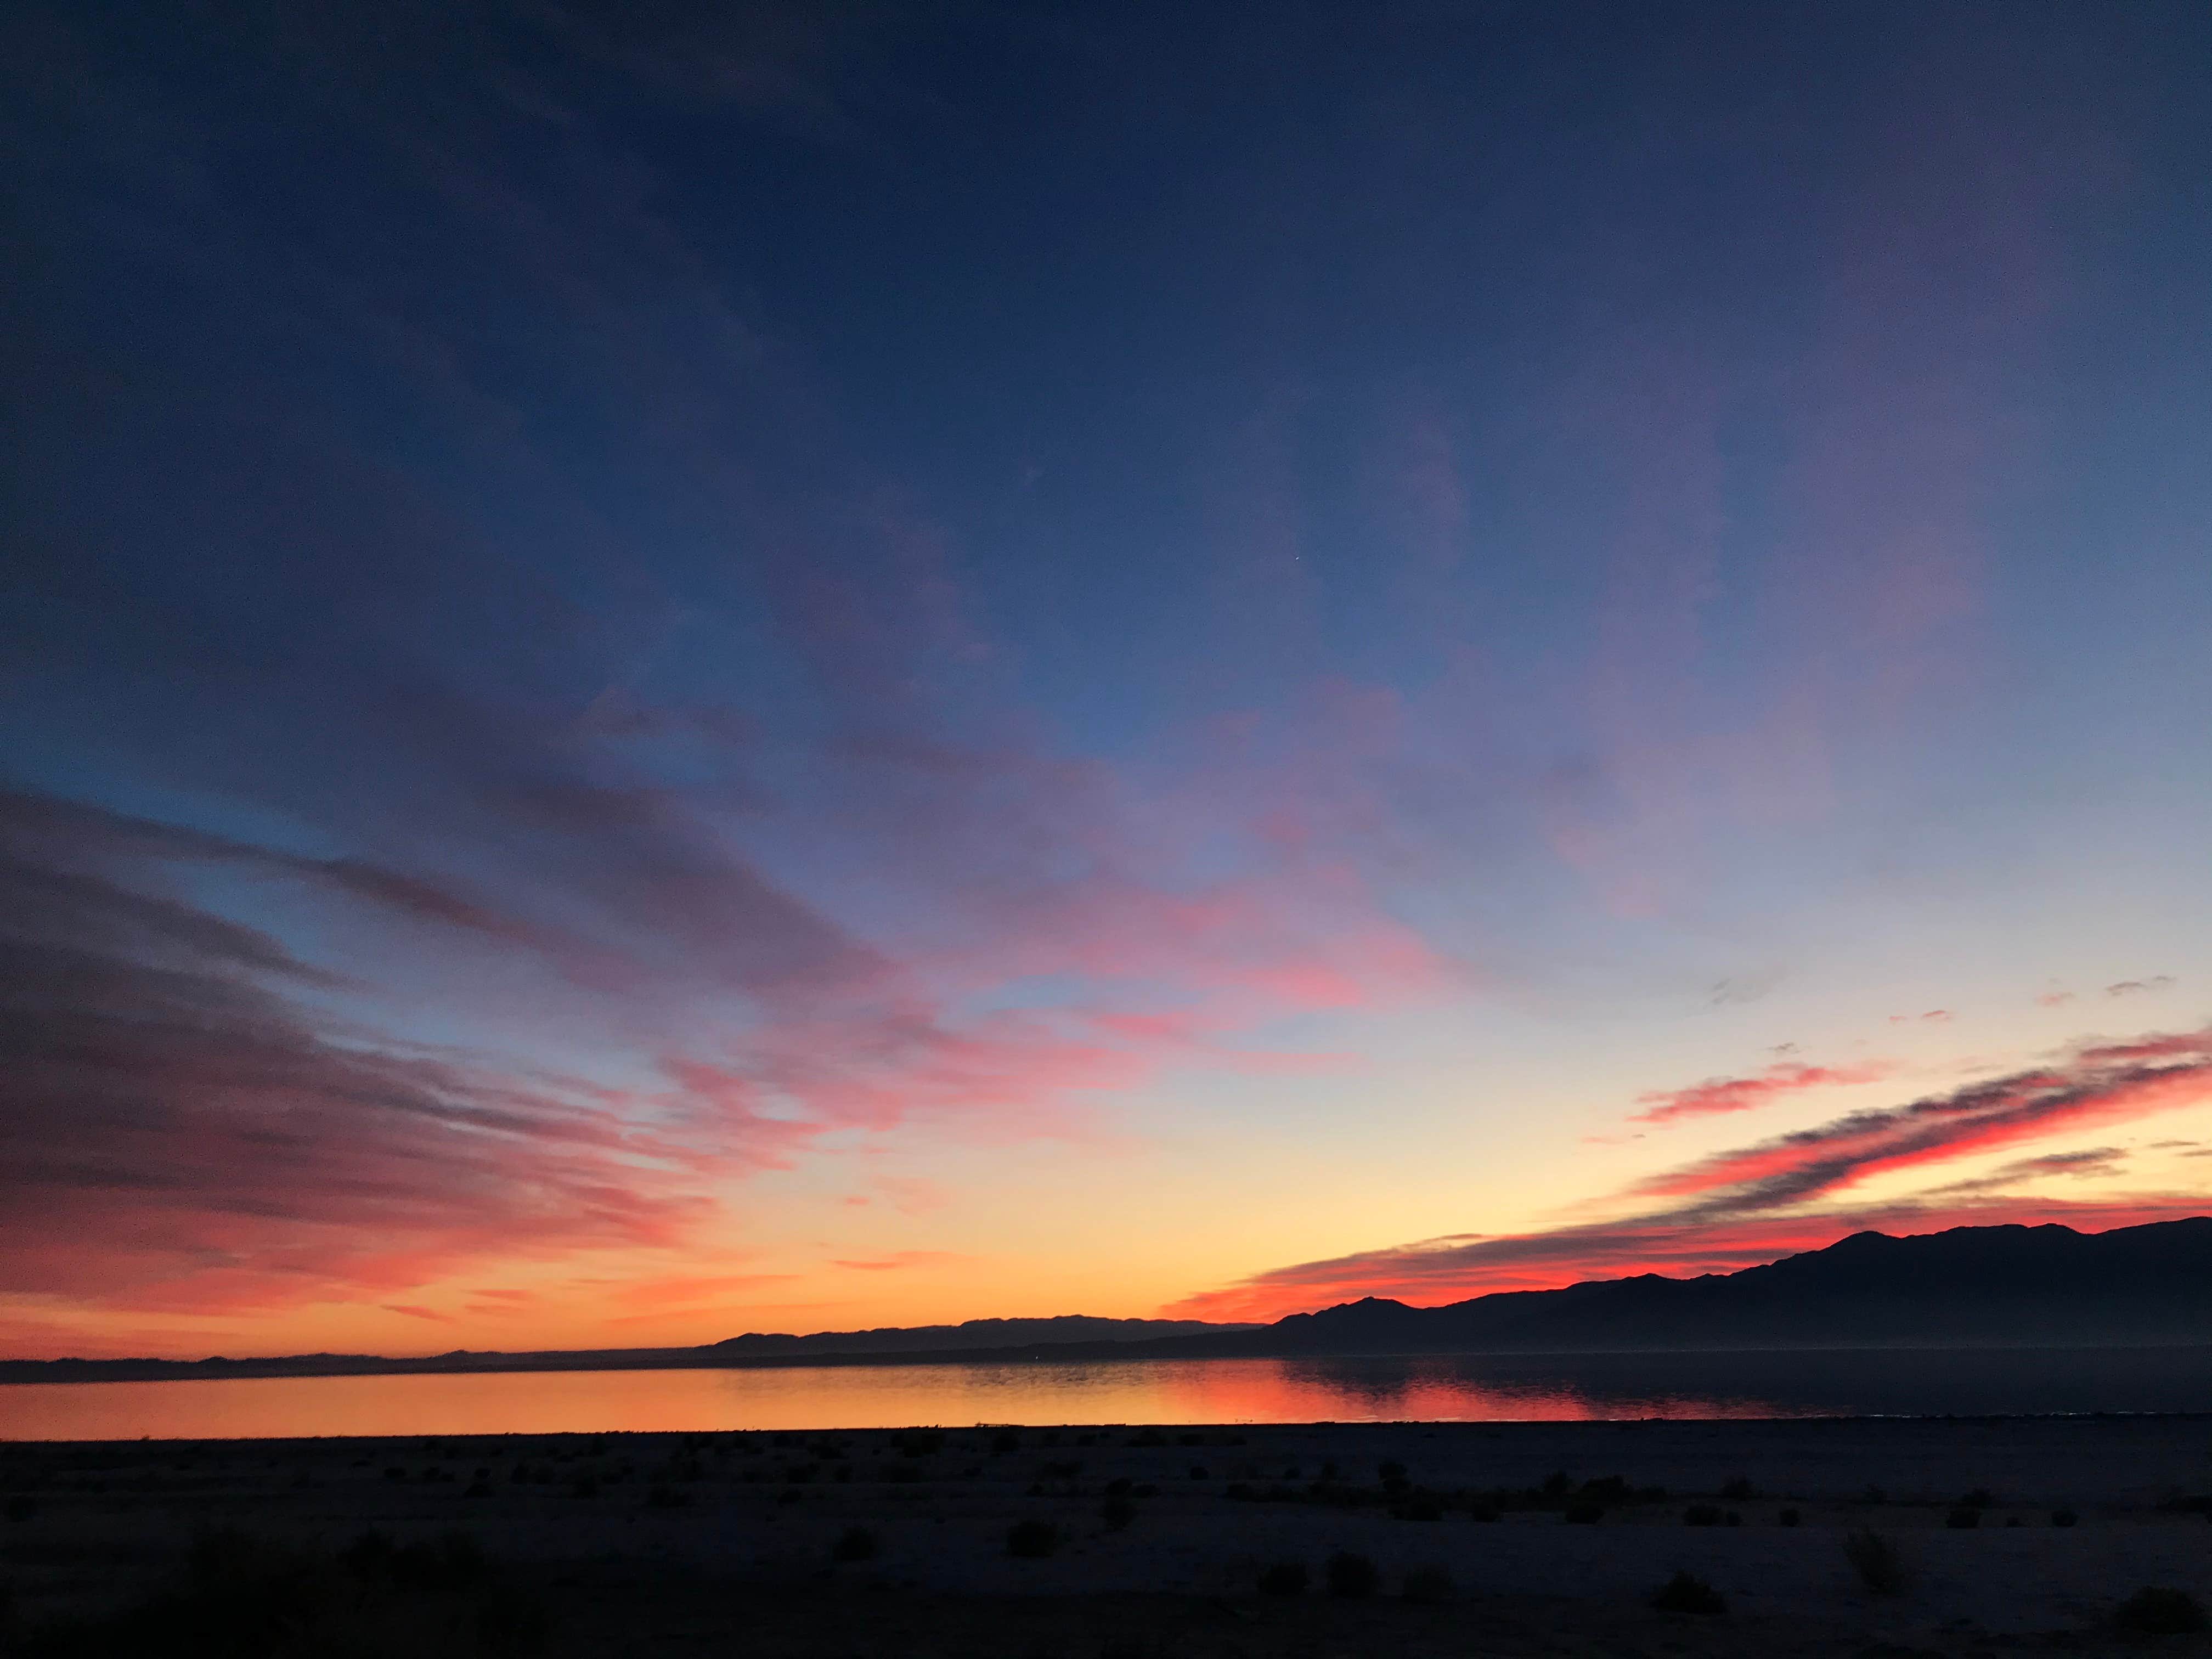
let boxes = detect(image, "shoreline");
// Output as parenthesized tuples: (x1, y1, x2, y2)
(10, 1336, 2212, 1388)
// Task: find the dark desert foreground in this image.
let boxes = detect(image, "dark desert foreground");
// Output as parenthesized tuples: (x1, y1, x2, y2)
(4, 1415, 2211, 1656)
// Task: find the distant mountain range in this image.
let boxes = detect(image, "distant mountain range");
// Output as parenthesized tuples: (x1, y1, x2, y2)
(710, 1314, 1250, 1357)
(1253, 1217, 2212, 1354)
(7, 1219, 2207, 1385)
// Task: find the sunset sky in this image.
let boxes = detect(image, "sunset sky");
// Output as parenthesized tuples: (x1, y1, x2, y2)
(5, 2, 2211, 1359)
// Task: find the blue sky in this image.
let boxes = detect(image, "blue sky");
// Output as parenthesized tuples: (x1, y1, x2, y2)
(4, 1, 2210, 1355)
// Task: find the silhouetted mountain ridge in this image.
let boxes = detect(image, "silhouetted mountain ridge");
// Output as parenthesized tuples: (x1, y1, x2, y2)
(5, 1220, 2203, 1384)
(711, 1315, 1251, 1356)
(1255, 1219, 2212, 1352)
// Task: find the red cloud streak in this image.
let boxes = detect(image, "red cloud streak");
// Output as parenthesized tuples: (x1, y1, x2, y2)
(1632, 1060, 1891, 1125)
(1170, 1024, 2212, 1322)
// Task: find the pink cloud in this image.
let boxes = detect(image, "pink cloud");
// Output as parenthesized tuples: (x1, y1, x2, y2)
(1630, 1060, 1892, 1126)
(832, 1251, 967, 1272)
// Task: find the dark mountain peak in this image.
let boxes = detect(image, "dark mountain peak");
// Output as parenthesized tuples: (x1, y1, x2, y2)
(1255, 1217, 2212, 1355)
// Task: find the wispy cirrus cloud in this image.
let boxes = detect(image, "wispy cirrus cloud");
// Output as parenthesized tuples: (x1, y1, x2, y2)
(2108, 976, 2176, 997)
(1629, 1060, 1892, 1126)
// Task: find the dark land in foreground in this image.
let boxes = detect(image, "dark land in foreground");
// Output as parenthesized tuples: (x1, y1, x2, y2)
(3, 1415, 2210, 1657)
(9, 1220, 2212, 1386)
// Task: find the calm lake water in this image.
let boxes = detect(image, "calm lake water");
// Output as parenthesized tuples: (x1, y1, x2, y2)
(5, 1347, 2210, 1441)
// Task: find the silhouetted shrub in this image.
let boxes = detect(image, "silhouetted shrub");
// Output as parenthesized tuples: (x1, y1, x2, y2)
(1006, 1519, 1062, 1559)
(1257, 1561, 1308, 1597)
(1041, 1459, 1082, 1480)
(384, 1531, 489, 1593)
(1564, 1502, 1604, 1524)
(1957, 1487, 1992, 1509)
(1720, 1477, 1755, 1501)
(1378, 1460, 1408, 1491)
(1945, 1506, 1980, 1529)
(1778, 1508, 1801, 1527)
(4, 1496, 35, 1522)
(1396, 1495, 1442, 1522)
(1326, 1551, 1379, 1599)
(1650, 1570, 1727, 1616)
(1101, 1494, 1136, 1531)
(1683, 1504, 1724, 1526)
(1128, 1429, 1167, 1447)
(475, 1586, 551, 1657)
(1188, 1465, 1210, 1480)
(1401, 1563, 1453, 1604)
(992, 1431, 1022, 1454)
(894, 1431, 943, 1458)
(832, 1525, 879, 1563)
(1541, 1470, 1571, 1498)
(2051, 1508, 2078, 1527)
(1843, 1528, 1907, 1595)
(1465, 1501, 1499, 1522)
(39, 1524, 548, 1658)
(2115, 1587, 2208, 1635)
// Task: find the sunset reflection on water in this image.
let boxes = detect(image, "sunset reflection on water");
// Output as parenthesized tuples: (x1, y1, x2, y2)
(0, 1355, 1804, 1442)
(7, 1347, 2208, 1441)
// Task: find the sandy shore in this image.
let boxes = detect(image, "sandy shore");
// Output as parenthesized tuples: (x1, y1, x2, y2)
(4, 1415, 2210, 1654)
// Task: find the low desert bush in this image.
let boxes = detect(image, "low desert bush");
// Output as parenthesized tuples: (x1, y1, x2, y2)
(1401, 1563, 1454, 1604)
(1006, 1519, 1062, 1559)
(1683, 1503, 1724, 1526)
(1945, 1506, 1980, 1529)
(2114, 1587, 2208, 1635)
(1099, 1493, 1136, 1532)
(1562, 1502, 1604, 1524)
(1777, 1508, 1801, 1527)
(2050, 1508, 2078, 1527)
(33, 1526, 544, 1657)
(1257, 1560, 1308, 1597)
(1650, 1570, 1727, 1616)
(1325, 1551, 1379, 1599)
(1843, 1527, 1908, 1595)
(831, 1525, 879, 1563)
